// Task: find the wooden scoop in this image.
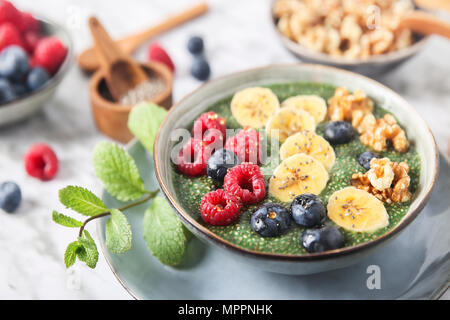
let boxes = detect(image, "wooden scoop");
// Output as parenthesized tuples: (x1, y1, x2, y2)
(78, 2, 209, 72)
(398, 11, 450, 39)
(89, 16, 148, 101)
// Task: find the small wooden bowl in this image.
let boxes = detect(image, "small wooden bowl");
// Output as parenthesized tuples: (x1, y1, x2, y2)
(89, 61, 173, 143)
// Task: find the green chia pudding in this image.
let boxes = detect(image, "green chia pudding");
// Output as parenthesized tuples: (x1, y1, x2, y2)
(171, 82, 421, 255)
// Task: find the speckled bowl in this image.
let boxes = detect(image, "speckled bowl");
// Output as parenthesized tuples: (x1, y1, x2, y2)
(0, 17, 73, 126)
(154, 64, 438, 275)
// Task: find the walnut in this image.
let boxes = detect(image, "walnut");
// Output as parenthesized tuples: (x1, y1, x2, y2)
(351, 158, 412, 203)
(367, 157, 394, 190)
(328, 87, 374, 122)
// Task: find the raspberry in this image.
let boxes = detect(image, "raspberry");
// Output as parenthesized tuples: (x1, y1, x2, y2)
(18, 12, 39, 33)
(176, 138, 211, 176)
(192, 111, 226, 146)
(23, 30, 40, 53)
(223, 163, 266, 205)
(33, 36, 67, 74)
(0, 22, 23, 51)
(200, 189, 242, 226)
(0, 1, 21, 26)
(148, 43, 175, 73)
(224, 127, 262, 164)
(24, 143, 58, 181)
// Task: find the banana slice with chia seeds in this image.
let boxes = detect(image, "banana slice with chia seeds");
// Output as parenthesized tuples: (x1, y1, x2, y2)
(269, 153, 329, 202)
(265, 106, 316, 143)
(230, 87, 280, 128)
(279, 131, 335, 171)
(281, 95, 327, 123)
(327, 187, 389, 233)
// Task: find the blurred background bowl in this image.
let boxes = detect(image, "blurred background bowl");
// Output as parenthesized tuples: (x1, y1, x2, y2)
(0, 16, 73, 126)
(270, 0, 429, 77)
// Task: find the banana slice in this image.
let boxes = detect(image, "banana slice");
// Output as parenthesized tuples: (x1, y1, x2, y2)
(281, 95, 327, 123)
(269, 153, 329, 202)
(327, 187, 389, 233)
(266, 107, 316, 143)
(230, 87, 280, 128)
(279, 131, 335, 171)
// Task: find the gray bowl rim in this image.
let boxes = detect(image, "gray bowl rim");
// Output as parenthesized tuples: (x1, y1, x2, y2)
(0, 16, 73, 109)
(153, 63, 439, 262)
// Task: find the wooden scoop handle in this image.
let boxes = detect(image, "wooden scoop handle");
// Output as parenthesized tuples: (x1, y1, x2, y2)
(78, 2, 209, 72)
(399, 11, 450, 39)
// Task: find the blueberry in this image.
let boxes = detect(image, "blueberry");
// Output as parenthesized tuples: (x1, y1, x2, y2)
(12, 82, 28, 96)
(251, 203, 292, 237)
(27, 67, 50, 92)
(0, 78, 16, 104)
(0, 46, 30, 81)
(187, 36, 204, 55)
(290, 194, 326, 227)
(301, 226, 345, 253)
(207, 148, 240, 182)
(358, 151, 380, 170)
(191, 57, 210, 81)
(0, 181, 22, 213)
(324, 121, 354, 144)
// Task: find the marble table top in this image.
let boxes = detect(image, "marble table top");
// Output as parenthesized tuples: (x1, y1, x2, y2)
(0, 0, 448, 299)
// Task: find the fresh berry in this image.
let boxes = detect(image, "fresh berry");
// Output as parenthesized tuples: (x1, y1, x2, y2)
(358, 151, 380, 170)
(223, 163, 266, 205)
(200, 189, 241, 226)
(0, 78, 16, 103)
(250, 203, 291, 237)
(301, 226, 345, 253)
(0, 181, 21, 213)
(24, 143, 58, 181)
(224, 127, 261, 164)
(187, 36, 204, 55)
(33, 36, 67, 74)
(12, 81, 27, 96)
(190, 56, 210, 81)
(23, 30, 40, 53)
(0, 1, 21, 26)
(176, 138, 211, 176)
(207, 148, 240, 182)
(18, 12, 38, 33)
(0, 45, 29, 80)
(290, 194, 326, 227)
(27, 67, 50, 91)
(148, 43, 174, 73)
(0, 22, 23, 51)
(192, 111, 227, 146)
(324, 121, 354, 145)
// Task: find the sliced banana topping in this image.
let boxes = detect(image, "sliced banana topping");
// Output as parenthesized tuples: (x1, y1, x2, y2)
(281, 95, 327, 123)
(279, 131, 335, 171)
(230, 87, 280, 128)
(266, 107, 316, 143)
(269, 153, 329, 202)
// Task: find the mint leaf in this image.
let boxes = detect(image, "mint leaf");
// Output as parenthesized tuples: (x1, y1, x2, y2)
(59, 186, 107, 216)
(143, 197, 186, 266)
(105, 209, 132, 254)
(128, 102, 167, 153)
(52, 211, 83, 228)
(64, 241, 81, 268)
(77, 230, 99, 269)
(92, 141, 146, 201)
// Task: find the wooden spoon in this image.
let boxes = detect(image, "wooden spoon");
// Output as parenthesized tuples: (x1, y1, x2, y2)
(414, 0, 450, 13)
(78, 2, 209, 72)
(398, 11, 450, 39)
(89, 16, 148, 101)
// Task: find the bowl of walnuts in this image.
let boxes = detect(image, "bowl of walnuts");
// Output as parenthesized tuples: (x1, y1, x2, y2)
(271, 0, 428, 76)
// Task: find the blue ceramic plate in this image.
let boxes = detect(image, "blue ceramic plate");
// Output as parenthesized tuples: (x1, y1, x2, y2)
(97, 141, 449, 299)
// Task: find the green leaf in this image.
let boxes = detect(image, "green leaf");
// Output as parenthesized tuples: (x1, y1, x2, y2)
(92, 141, 146, 201)
(52, 211, 83, 228)
(59, 186, 107, 216)
(105, 209, 132, 254)
(77, 230, 99, 269)
(64, 241, 81, 268)
(143, 197, 186, 266)
(128, 102, 167, 153)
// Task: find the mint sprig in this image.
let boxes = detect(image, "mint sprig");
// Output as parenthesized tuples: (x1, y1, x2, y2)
(105, 209, 132, 254)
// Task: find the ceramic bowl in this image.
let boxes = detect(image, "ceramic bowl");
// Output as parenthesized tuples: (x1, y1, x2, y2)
(0, 17, 73, 126)
(270, 0, 429, 77)
(154, 64, 438, 275)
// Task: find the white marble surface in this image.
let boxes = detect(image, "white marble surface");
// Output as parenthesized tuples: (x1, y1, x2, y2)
(0, 0, 448, 299)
